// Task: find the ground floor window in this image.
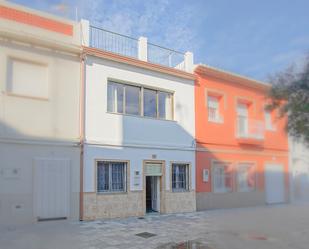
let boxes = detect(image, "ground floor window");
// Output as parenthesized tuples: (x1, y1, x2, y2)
(212, 161, 233, 193)
(97, 161, 127, 193)
(172, 163, 189, 191)
(237, 163, 256, 192)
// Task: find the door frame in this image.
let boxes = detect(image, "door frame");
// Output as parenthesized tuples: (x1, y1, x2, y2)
(142, 160, 165, 214)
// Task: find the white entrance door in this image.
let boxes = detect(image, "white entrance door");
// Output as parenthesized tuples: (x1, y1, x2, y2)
(151, 176, 160, 212)
(265, 164, 285, 204)
(34, 158, 70, 220)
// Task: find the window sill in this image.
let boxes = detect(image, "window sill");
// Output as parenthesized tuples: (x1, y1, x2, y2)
(97, 191, 127, 195)
(265, 127, 277, 132)
(3, 91, 49, 101)
(208, 118, 224, 124)
(172, 189, 190, 193)
(106, 111, 176, 122)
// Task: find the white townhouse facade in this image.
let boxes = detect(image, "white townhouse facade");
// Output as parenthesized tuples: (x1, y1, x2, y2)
(289, 138, 309, 202)
(0, 1, 83, 225)
(81, 24, 197, 219)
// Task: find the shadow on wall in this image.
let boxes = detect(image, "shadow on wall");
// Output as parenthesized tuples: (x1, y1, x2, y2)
(196, 140, 291, 210)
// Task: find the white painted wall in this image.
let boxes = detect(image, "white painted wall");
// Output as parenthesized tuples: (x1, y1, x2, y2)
(83, 144, 195, 192)
(0, 40, 80, 141)
(84, 56, 196, 194)
(290, 138, 309, 202)
(85, 56, 195, 148)
(0, 142, 80, 225)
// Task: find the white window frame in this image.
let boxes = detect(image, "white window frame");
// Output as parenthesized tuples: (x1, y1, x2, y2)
(212, 161, 233, 193)
(171, 163, 190, 192)
(236, 162, 256, 192)
(107, 81, 173, 120)
(96, 161, 127, 193)
(207, 95, 223, 123)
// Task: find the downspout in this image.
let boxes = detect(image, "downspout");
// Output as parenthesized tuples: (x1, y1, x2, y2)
(79, 51, 86, 221)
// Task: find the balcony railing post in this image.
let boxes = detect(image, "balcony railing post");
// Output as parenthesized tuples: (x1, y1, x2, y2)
(138, 36, 148, 61)
(184, 51, 194, 73)
(80, 19, 90, 47)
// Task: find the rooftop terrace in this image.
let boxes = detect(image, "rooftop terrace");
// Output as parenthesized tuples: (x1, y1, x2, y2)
(86, 23, 193, 73)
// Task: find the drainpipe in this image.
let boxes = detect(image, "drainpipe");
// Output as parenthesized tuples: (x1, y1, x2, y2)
(79, 52, 86, 221)
(79, 19, 89, 221)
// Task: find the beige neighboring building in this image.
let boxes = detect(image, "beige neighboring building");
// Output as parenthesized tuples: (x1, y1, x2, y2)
(0, 1, 83, 225)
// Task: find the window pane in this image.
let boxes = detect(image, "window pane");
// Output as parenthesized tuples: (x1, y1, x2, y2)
(172, 164, 188, 191)
(111, 162, 125, 191)
(125, 85, 140, 115)
(97, 162, 109, 192)
(213, 163, 233, 193)
(237, 163, 255, 192)
(143, 89, 157, 118)
(107, 82, 124, 113)
(208, 96, 219, 108)
(158, 92, 172, 119)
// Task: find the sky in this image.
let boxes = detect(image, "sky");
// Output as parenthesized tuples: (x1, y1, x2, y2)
(10, 0, 309, 81)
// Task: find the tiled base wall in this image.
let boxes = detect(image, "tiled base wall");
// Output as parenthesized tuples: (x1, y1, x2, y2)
(165, 191, 196, 213)
(83, 192, 144, 220)
(83, 190, 196, 220)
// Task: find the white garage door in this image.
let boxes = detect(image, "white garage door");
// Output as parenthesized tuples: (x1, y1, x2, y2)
(34, 158, 70, 221)
(265, 164, 285, 204)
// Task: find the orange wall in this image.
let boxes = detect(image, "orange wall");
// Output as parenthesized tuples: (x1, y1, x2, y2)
(196, 151, 289, 194)
(195, 73, 288, 150)
(0, 5, 73, 36)
(195, 70, 289, 193)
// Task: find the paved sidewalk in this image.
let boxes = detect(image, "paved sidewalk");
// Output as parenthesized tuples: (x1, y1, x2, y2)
(1, 203, 309, 249)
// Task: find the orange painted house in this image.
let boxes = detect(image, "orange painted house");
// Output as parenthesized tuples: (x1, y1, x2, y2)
(194, 65, 289, 210)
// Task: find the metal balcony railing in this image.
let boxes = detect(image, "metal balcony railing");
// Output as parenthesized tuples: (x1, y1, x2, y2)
(89, 25, 187, 70)
(236, 116, 265, 140)
(147, 42, 185, 69)
(90, 25, 138, 58)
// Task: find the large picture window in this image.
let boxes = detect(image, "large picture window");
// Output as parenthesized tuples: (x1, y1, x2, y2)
(107, 81, 173, 120)
(97, 161, 127, 193)
(172, 163, 189, 191)
(213, 161, 233, 193)
(237, 163, 256, 192)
